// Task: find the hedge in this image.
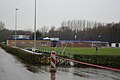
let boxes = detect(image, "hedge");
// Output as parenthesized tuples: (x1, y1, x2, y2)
(0, 44, 50, 65)
(74, 54, 120, 69)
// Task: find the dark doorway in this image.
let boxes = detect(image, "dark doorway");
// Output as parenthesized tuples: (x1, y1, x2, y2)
(116, 43, 119, 47)
(51, 41, 58, 47)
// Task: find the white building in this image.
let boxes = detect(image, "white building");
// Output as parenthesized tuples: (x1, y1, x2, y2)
(13, 35, 30, 39)
(43, 37, 59, 41)
(111, 43, 120, 47)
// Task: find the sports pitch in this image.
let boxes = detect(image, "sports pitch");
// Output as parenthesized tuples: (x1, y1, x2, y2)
(39, 47, 120, 55)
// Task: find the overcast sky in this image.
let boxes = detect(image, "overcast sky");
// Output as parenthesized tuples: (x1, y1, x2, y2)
(0, 0, 120, 30)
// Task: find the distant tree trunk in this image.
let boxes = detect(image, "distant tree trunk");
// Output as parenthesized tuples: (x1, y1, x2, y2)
(0, 21, 5, 32)
(40, 26, 49, 37)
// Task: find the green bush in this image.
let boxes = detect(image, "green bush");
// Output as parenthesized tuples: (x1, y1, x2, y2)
(74, 54, 120, 68)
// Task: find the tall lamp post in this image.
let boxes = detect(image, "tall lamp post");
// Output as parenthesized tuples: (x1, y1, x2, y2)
(15, 8, 18, 47)
(34, 0, 37, 51)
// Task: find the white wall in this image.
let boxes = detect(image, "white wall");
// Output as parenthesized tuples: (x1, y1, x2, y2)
(111, 43, 116, 47)
(111, 43, 120, 47)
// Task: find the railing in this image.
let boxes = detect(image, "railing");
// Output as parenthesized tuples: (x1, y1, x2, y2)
(56, 56, 120, 72)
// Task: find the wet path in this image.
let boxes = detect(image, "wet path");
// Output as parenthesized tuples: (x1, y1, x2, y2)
(0, 47, 120, 80)
(0, 47, 50, 80)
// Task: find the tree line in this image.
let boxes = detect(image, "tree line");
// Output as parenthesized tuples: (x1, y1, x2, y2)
(0, 21, 32, 42)
(0, 20, 120, 43)
(48, 20, 120, 43)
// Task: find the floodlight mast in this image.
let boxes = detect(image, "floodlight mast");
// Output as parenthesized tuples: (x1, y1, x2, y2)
(15, 8, 18, 47)
(34, 0, 37, 51)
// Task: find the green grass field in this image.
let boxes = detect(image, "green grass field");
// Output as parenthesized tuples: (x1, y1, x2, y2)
(39, 47, 120, 55)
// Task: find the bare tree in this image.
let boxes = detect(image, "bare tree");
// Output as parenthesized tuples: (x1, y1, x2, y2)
(57, 26, 74, 40)
(48, 26, 57, 37)
(0, 21, 5, 32)
(40, 26, 49, 37)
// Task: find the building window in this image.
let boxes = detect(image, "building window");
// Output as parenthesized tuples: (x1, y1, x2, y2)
(41, 42, 48, 46)
(30, 42, 33, 44)
(12, 42, 16, 44)
(21, 42, 26, 44)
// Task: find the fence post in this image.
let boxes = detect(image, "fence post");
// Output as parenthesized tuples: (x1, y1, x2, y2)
(50, 51, 56, 80)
